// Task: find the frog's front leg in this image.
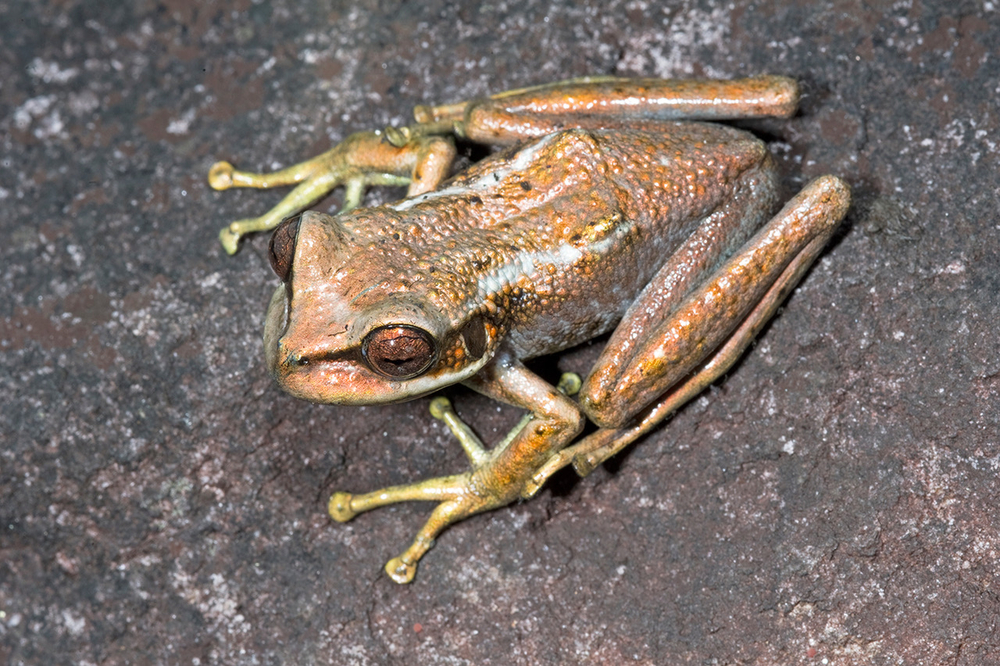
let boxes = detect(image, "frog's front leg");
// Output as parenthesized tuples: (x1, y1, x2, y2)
(328, 352, 583, 583)
(209, 130, 456, 253)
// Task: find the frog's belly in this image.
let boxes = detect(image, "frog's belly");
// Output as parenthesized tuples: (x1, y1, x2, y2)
(501, 224, 667, 359)
(507, 240, 656, 358)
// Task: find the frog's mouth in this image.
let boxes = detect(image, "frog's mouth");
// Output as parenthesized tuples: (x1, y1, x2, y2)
(262, 283, 371, 404)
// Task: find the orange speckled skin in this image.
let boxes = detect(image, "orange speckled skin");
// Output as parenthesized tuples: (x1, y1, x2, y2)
(269, 123, 776, 405)
(216, 76, 850, 582)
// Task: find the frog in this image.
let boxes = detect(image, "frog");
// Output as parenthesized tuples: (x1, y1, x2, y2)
(208, 76, 851, 583)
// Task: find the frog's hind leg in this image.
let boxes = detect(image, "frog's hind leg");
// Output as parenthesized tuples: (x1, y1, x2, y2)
(430, 75, 800, 146)
(209, 130, 455, 253)
(527, 175, 851, 494)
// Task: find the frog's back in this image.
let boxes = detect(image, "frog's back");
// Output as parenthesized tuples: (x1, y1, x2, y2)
(390, 121, 773, 240)
(377, 123, 774, 266)
(348, 123, 778, 357)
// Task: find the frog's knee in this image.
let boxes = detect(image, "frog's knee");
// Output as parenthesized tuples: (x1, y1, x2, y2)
(809, 175, 852, 217)
(577, 388, 630, 430)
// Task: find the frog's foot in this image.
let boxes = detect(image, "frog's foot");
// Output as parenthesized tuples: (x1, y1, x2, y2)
(525, 425, 639, 496)
(328, 472, 505, 583)
(213, 170, 408, 255)
(208, 137, 411, 255)
(428, 396, 492, 467)
(209, 130, 455, 254)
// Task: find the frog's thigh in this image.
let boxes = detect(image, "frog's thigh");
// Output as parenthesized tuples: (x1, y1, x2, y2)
(580, 163, 778, 422)
(580, 175, 851, 429)
(556, 197, 842, 481)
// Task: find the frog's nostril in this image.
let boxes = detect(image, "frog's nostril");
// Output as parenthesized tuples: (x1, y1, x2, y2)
(278, 340, 308, 368)
(269, 214, 301, 282)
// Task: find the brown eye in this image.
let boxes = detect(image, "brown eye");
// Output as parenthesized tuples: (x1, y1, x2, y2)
(362, 326, 437, 379)
(268, 214, 301, 282)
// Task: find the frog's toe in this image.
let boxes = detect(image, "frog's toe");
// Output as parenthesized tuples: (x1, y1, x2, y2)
(522, 476, 545, 499)
(522, 447, 574, 498)
(328, 492, 358, 522)
(219, 225, 242, 255)
(208, 161, 236, 190)
(428, 396, 453, 420)
(385, 556, 418, 584)
(556, 372, 582, 396)
(572, 452, 600, 478)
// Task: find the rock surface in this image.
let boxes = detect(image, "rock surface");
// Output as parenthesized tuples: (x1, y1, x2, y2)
(2, 0, 998, 663)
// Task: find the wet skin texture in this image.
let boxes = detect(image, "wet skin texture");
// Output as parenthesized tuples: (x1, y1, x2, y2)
(209, 76, 851, 583)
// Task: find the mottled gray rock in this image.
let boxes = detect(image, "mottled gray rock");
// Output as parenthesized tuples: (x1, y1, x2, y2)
(2, 0, 998, 663)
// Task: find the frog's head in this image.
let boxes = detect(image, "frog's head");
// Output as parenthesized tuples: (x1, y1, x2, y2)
(263, 210, 497, 405)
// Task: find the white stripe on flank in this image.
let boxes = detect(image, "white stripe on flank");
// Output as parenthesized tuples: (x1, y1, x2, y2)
(472, 224, 630, 303)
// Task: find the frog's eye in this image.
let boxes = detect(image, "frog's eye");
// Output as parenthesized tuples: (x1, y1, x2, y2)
(268, 214, 301, 282)
(362, 325, 437, 379)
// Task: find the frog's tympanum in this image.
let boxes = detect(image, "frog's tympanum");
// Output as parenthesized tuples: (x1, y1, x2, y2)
(209, 76, 850, 583)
